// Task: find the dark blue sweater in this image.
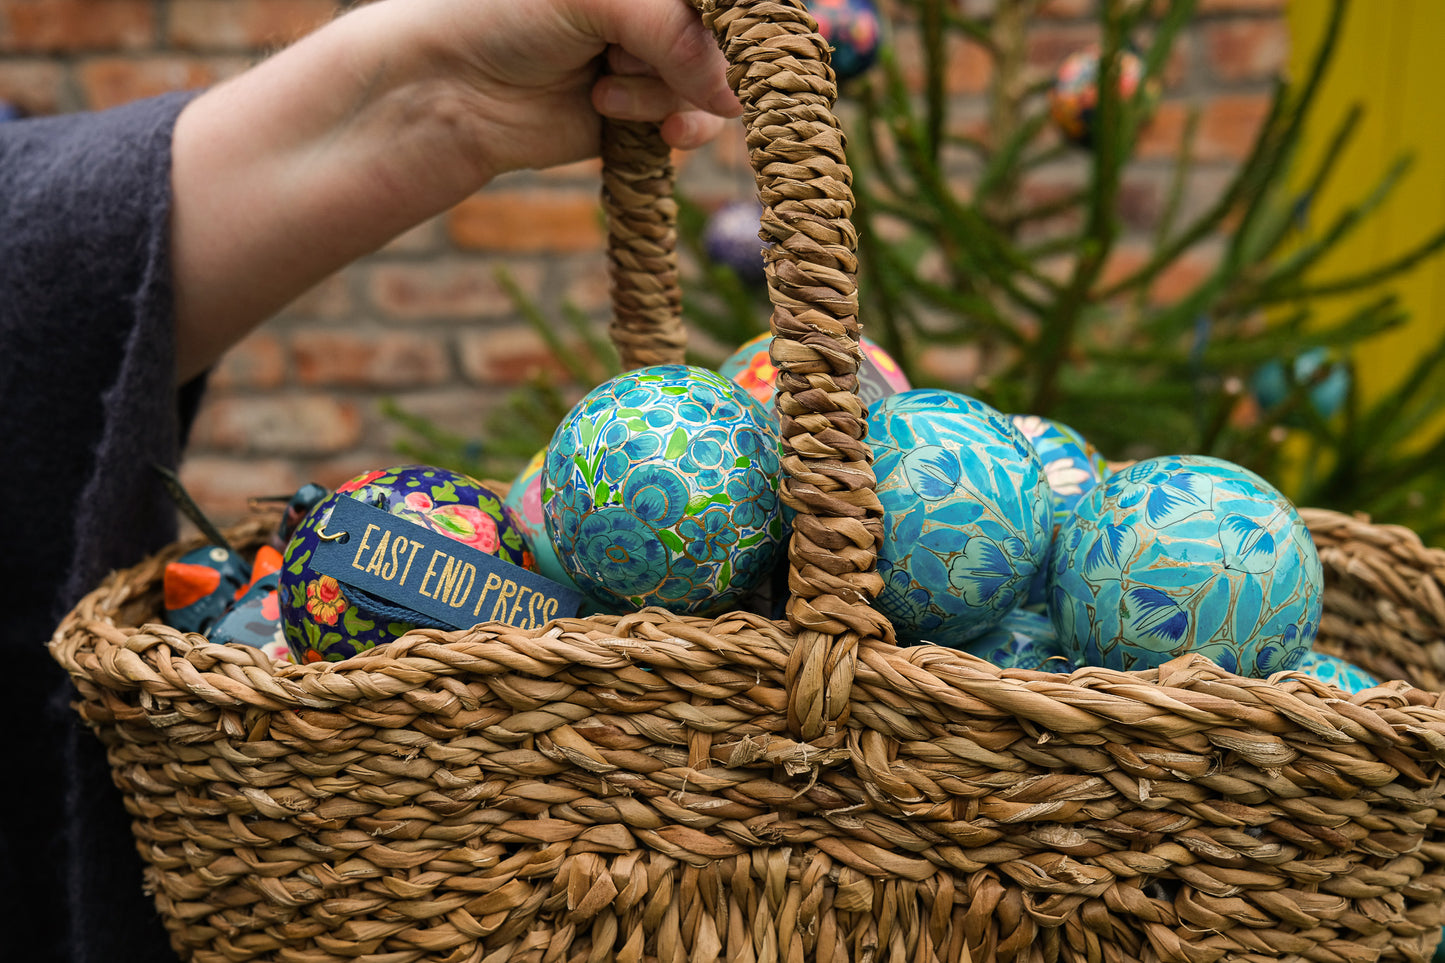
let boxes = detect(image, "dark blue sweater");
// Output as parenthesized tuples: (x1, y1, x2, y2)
(1, 91, 203, 963)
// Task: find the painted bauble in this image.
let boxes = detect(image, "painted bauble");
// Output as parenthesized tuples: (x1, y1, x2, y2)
(806, 0, 882, 82)
(281, 465, 530, 663)
(544, 365, 786, 615)
(163, 545, 251, 636)
(718, 331, 911, 409)
(957, 608, 1074, 672)
(867, 389, 1053, 645)
(210, 571, 291, 665)
(1048, 455, 1322, 677)
(1292, 650, 1382, 694)
(702, 200, 767, 285)
(503, 448, 586, 595)
(1048, 46, 1155, 147)
(1011, 414, 1112, 607)
(0, 99, 23, 123)
(1250, 347, 1350, 423)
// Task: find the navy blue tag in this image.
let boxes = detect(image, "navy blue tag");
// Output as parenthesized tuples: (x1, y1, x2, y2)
(858, 350, 902, 407)
(311, 496, 583, 631)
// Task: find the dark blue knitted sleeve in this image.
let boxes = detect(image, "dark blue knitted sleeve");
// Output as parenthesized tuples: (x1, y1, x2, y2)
(0, 90, 202, 963)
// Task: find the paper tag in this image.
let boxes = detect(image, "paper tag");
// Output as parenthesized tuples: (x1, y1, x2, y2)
(858, 350, 902, 407)
(311, 497, 582, 632)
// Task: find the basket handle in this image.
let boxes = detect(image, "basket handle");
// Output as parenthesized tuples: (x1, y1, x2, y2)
(599, 0, 894, 741)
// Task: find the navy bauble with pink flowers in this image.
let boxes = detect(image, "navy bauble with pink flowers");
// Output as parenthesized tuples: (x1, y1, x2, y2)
(280, 465, 530, 663)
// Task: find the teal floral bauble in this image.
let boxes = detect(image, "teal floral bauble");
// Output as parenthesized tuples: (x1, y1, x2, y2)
(1048, 455, 1322, 677)
(958, 608, 1074, 672)
(281, 465, 529, 664)
(543, 365, 786, 615)
(1293, 650, 1381, 694)
(866, 389, 1053, 646)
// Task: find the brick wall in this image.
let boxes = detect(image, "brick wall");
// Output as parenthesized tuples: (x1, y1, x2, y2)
(0, 0, 1287, 523)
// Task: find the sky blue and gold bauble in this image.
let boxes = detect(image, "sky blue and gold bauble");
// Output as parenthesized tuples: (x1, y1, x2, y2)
(957, 608, 1074, 672)
(1292, 650, 1381, 694)
(543, 364, 786, 615)
(866, 389, 1053, 646)
(806, 0, 882, 83)
(281, 465, 530, 663)
(1048, 454, 1322, 676)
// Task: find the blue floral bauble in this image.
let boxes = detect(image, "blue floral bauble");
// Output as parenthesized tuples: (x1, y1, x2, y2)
(958, 608, 1074, 672)
(281, 465, 530, 664)
(1048, 454, 1322, 677)
(1292, 651, 1381, 694)
(702, 200, 768, 285)
(866, 389, 1053, 646)
(1251, 347, 1350, 423)
(543, 365, 786, 615)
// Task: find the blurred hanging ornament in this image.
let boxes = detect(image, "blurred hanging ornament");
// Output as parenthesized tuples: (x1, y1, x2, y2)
(702, 200, 768, 285)
(806, 0, 883, 83)
(0, 98, 23, 122)
(1250, 347, 1350, 424)
(1048, 46, 1157, 148)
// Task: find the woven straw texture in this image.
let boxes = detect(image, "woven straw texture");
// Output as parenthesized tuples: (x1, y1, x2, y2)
(49, 2, 1445, 961)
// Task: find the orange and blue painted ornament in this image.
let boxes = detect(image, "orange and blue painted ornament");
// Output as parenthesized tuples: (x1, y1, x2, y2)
(163, 545, 251, 636)
(806, 0, 882, 82)
(280, 465, 531, 663)
(718, 332, 910, 409)
(1048, 46, 1154, 147)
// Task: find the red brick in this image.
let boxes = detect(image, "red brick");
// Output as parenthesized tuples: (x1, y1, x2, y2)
(1203, 18, 1288, 82)
(706, 124, 750, 173)
(279, 271, 353, 320)
(1027, 23, 1098, 72)
(191, 394, 363, 455)
(917, 344, 984, 385)
(458, 326, 577, 387)
(0, 0, 154, 54)
(178, 455, 303, 526)
(290, 329, 451, 387)
(447, 190, 605, 253)
(893, 29, 992, 95)
(77, 56, 217, 111)
(1197, 0, 1284, 11)
(374, 388, 513, 451)
(1196, 93, 1271, 161)
(1135, 98, 1189, 159)
(1038, 0, 1093, 17)
(0, 59, 65, 114)
(211, 331, 287, 390)
(1151, 244, 1219, 304)
(367, 260, 544, 322)
(305, 453, 409, 492)
(167, 0, 339, 52)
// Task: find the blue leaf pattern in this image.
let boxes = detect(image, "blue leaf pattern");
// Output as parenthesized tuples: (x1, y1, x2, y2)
(1125, 587, 1190, 642)
(1219, 513, 1277, 574)
(901, 446, 962, 501)
(1083, 523, 1137, 580)
(1144, 472, 1211, 528)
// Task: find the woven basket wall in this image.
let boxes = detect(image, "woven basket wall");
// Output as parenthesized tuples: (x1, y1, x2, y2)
(52, 2, 1445, 961)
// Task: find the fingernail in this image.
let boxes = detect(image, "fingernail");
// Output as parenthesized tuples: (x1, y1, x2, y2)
(597, 84, 630, 115)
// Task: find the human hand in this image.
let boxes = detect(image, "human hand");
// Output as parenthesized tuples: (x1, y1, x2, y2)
(437, 0, 743, 178)
(171, 0, 741, 380)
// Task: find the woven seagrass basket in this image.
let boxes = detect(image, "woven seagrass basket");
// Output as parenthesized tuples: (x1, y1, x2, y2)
(51, 2, 1445, 961)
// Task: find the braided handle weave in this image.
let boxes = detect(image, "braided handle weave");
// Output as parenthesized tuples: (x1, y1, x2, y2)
(599, 0, 894, 740)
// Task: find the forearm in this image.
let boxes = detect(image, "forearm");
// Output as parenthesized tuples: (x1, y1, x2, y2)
(170, 0, 490, 381)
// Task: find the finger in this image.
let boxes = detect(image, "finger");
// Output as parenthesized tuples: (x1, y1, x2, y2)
(592, 74, 691, 123)
(577, 0, 741, 119)
(607, 46, 657, 78)
(660, 109, 728, 151)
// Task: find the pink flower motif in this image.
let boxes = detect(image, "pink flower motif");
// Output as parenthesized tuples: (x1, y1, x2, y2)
(1011, 415, 1047, 440)
(429, 503, 500, 554)
(404, 491, 434, 511)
